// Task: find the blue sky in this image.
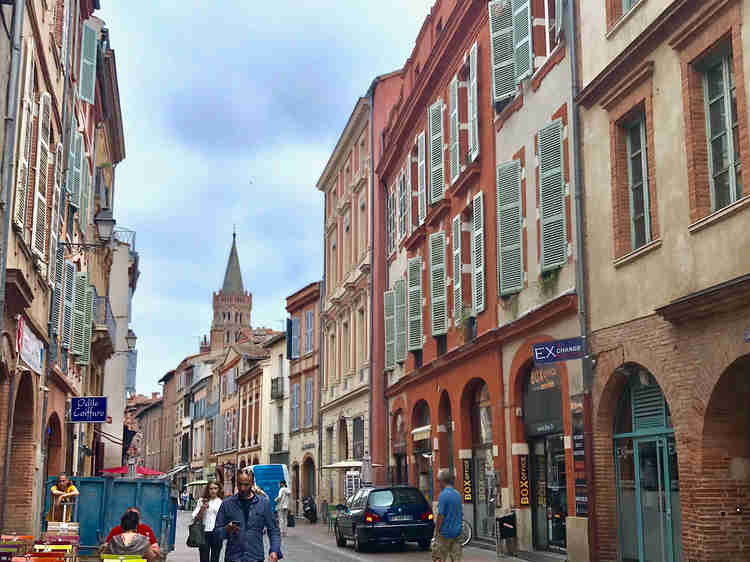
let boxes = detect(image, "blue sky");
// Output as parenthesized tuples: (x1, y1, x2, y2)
(96, 1, 434, 394)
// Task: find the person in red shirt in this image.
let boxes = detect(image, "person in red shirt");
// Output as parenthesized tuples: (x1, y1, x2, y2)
(103, 507, 160, 555)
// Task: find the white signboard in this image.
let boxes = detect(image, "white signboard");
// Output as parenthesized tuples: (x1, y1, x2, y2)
(17, 316, 43, 375)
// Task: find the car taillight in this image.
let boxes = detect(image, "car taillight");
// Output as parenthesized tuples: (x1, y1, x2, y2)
(420, 511, 434, 521)
(364, 511, 381, 524)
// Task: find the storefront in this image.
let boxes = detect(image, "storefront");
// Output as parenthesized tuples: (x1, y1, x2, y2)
(411, 400, 432, 503)
(523, 366, 567, 553)
(469, 382, 496, 541)
(391, 412, 407, 484)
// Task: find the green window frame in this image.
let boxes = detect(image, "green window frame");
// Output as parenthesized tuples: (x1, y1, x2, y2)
(625, 115, 651, 250)
(703, 52, 742, 211)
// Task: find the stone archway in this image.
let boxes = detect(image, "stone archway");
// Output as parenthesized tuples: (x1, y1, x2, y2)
(45, 413, 64, 485)
(697, 354, 750, 560)
(6, 373, 36, 533)
(302, 456, 315, 499)
(411, 400, 431, 501)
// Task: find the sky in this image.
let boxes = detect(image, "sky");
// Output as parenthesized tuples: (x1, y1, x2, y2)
(95, 1, 435, 395)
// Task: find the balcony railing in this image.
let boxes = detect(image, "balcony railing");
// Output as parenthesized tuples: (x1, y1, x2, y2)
(93, 295, 116, 344)
(273, 433, 283, 453)
(271, 377, 284, 400)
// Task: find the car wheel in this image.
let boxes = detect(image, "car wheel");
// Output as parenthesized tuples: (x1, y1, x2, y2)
(354, 530, 365, 553)
(417, 539, 430, 550)
(335, 525, 346, 548)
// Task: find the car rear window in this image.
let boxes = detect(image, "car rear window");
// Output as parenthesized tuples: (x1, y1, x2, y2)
(368, 488, 427, 508)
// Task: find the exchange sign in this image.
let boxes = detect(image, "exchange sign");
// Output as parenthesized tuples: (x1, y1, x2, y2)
(532, 337, 585, 365)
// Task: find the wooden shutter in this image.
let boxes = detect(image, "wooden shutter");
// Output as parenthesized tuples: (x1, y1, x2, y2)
(14, 45, 35, 230)
(429, 231, 448, 336)
(80, 163, 90, 237)
(61, 260, 75, 348)
(468, 43, 480, 161)
(405, 157, 412, 236)
(417, 132, 427, 224)
(449, 76, 460, 183)
(497, 160, 524, 295)
(76, 286, 94, 365)
(70, 131, 82, 207)
(512, 0, 533, 82)
(48, 143, 63, 280)
(428, 100, 445, 204)
(631, 383, 667, 431)
(292, 317, 300, 358)
(79, 22, 98, 104)
(489, 0, 515, 103)
(538, 120, 566, 271)
(384, 290, 395, 369)
(407, 257, 423, 351)
(471, 192, 486, 314)
(395, 278, 407, 363)
(72, 271, 88, 355)
(452, 215, 463, 324)
(33, 93, 51, 256)
(50, 243, 64, 336)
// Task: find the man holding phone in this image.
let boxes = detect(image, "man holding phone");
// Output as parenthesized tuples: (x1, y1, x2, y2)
(215, 471, 282, 562)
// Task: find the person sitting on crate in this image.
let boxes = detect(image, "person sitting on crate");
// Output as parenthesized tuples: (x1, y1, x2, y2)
(103, 507, 160, 557)
(103, 511, 157, 560)
(47, 474, 79, 522)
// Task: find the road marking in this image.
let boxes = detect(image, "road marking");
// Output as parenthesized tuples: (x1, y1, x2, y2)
(299, 538, 371, 562)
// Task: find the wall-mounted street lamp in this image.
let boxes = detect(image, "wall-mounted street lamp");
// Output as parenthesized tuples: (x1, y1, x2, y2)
(61, 209, 116, 251)
(112, 329, 138, 356)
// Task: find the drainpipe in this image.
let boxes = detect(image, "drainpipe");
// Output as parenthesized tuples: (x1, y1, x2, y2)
(568, 0, 597, 560)
(0, 0, 25, 532)
(366, 86, 375, 484)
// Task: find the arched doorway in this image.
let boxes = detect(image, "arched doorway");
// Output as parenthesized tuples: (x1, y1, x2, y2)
(392, 411, 407, 484)
(302, 456, 315, 500)
(613, 365, 682, 562)
(292, 463, 300, 515)
(45, 413, 63, 485)
(411, 400, 432, 502)
(7, 374, 35, 532)
(437, 391, 455, 479)
(462, 379, 495, 541)
(700, 355, 749, 560)
(338, 418, 349, 500)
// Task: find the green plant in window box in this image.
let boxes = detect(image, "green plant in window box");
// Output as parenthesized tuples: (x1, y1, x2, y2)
(539, 267, 561, 295)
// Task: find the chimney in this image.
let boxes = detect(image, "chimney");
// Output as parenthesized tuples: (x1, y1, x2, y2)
(200, 334, 210, 354)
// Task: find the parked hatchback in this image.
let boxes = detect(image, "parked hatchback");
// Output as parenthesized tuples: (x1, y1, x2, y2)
(335, 486, 434, 552)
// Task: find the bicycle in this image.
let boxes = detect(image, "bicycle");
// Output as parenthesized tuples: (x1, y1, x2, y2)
(459, 520, 473, 547)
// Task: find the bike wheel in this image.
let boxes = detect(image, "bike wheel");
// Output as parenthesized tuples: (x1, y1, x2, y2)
(460, 520, 473, 547)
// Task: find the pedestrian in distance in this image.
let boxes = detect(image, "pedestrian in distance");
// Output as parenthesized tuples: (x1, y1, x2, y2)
(274, 480, 291, 537)
(192, 482, 224, 562)
(215, 471, 282, 562)
(47, 473, 79, 522)
(181, 488, 189, 510)
(103, 506, 160, 557)
(103, 510, 158, 560)
(432, 469, 463, 562)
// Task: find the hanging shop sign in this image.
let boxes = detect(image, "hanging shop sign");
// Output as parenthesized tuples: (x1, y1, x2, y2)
(518, 455, 530, 506)
(524, 367, 563, 436)
(532, 337, 585, 365)
(528, 367, 560, 391)
(70, 396, 108, 423)
(462, 459, 473, 502)
(16, 316, 43, 375)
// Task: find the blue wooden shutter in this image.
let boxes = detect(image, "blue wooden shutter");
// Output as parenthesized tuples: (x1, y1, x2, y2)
(497, 160, 523, 295)
(489, 0, 515, 103)
(538, 120, 566, 271)
(407, 257, 423, 351)
(79, 22, 98, 104)
(631, 382, 667, 431)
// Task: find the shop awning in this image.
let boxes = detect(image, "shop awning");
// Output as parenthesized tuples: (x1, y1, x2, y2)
(321, 460, 384, 470)
(410, 425, 432, 441)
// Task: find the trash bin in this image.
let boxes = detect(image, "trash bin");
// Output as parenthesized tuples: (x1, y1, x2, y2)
(496, 512, 516, 539)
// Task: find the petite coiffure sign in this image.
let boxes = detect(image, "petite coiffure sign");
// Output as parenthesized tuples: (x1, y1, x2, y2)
(71, 396, 108, 423)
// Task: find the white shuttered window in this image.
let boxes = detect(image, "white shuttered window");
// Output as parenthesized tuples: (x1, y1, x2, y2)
(449, 77, 460, 183)
(428, 100, 445, 204)
(497, 160, 524, 295)
(452, 215, 462, 324)
(512, 0, 533, 82)
(72, 271, 88, 355)
(407, 257, 423, 351)
(384, 290, 395, 370)
(14, 45, 35, 230)
(417, 132, 427, 224)
(471, 192, 486, 315)
(489, 0, 515, 103)
(32, 93, 51, 257)
(538, 120, 566, 271)
(468, 43, 480, 161)
(79, 22, 98, 104)
(394, 279, 407, 363)
(62, 260, 75, 348)
(429, 232, 448, 336)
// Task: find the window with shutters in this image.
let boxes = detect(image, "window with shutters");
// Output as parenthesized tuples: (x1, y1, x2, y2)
(291, 383, 300, 431)
(428, 100, 445, 204)
(32, 93, 51, 258)
(489, 0, 532, 110)
(471, 192, 485, 315)
(304, 378, 313, 427)
(388, 190, 397, 255)
(79, 22, 98, 104)
(429, 231, 448, 336)
(291, 317, 300, 358)
(394, 278, 407, 363)
(625, 115, 652, 250)
(342, 320, 350, 374)
(72, 272, 88, 355)
(384, 290, 395, 370)
(305, 310, 314, 353)
(451, 216, 463, 324)
(538, 120, 567, 271)
(407, 257, 423, 352)
(398, 171, 407, 239)
(468, 43, 480, 162)
(497, 160, 524, 295)
(357, 306, 366, 366)
(417, 132, 427, 224)
(449, 77, 460, 183)
(14, 45, 35, 233)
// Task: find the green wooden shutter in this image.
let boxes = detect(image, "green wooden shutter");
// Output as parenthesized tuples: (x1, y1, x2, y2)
(50, 243, 64, 336)
(384, 290, 395, 370)
(512, 0, 533, 82)
(449, 76, 460, 183)
(76, 285, 94, 365)
(417, 132, 427, 224)
(72, 271, 88, 355)
(395, 279, 407, 363)
(631, 383, 667, 431)
(452, 215, 463, 324)
(471, 192, 486, 314)
(497, 160, 523, 295)
(468, 42, 480, 161)
(407, 257, 423, 351)
(61, 261, 75, 348)
(69, 131, 82, 208)
(79, 22, 98, 105)
(428, 100, 445, 204)
(429, 231, 448, 336)
(489, 0, 515, 103)
(538, 120, 566, 271)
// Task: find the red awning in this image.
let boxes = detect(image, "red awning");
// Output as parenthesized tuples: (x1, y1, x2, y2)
(102, 465, 165, 476)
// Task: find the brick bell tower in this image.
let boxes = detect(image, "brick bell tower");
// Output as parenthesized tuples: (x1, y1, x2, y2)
(210, 232, 252, 351)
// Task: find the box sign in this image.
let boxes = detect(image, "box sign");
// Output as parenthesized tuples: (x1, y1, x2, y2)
(532, 337, 585, 365)
(462, 459, 473, 502)
(518, 455, 530, 506)
(71, 397, 107, 423)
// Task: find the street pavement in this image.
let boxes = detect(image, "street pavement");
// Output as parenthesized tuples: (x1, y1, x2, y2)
(169, 510, 519, 562)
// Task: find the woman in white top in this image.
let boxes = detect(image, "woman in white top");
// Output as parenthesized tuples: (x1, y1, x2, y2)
(192, 482, 224, 562)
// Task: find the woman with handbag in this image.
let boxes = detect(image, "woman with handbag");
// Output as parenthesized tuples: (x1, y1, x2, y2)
(191, 482, 223, 562)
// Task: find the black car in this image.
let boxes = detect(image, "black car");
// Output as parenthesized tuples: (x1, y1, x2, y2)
(335, 486, 435, 552)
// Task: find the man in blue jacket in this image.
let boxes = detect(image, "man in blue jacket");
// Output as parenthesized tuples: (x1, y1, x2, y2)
(215, 471, 282, 562)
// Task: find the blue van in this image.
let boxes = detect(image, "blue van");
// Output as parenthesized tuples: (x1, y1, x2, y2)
(249, 464, 290, 513)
